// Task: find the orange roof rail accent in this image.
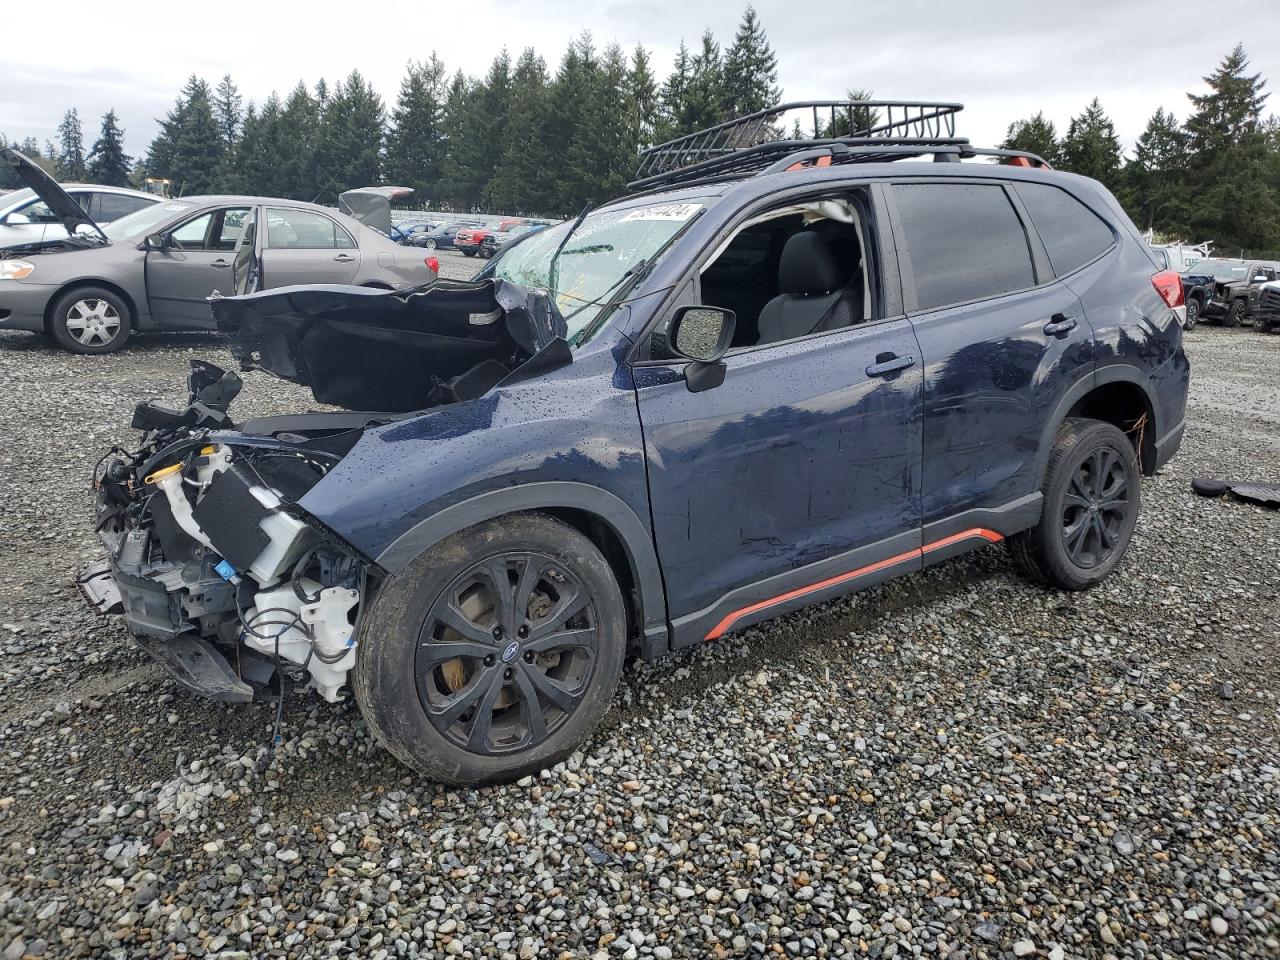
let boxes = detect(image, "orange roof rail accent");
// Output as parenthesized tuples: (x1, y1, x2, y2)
(784, 155, 833, 172)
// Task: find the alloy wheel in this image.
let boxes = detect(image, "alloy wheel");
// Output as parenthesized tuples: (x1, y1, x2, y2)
(65, 299, 121, 347)
(1061, 447, 1131, 569)
(415, 552, 598, 755)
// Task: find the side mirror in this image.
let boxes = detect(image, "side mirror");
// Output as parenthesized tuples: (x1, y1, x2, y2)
(143, 232, 170, 251)
(4, 212, 31, 225)
(668, 305, 736, 393)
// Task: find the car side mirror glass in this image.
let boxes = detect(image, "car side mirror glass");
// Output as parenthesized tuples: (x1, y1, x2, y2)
(668, 305, 736, 393)
(670, 305, 735, 363)
(144, 232, 169, 251)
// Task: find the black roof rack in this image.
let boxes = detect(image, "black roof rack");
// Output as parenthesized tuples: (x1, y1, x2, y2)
(628, 100, 1049, 191)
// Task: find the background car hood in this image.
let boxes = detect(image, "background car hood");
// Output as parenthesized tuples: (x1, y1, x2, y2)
(210, 279, 569, 412)
(0, 148, 105, 242)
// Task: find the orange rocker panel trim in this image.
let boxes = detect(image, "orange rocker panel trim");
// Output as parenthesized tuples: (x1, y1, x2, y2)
(704, 528, 1004, 640)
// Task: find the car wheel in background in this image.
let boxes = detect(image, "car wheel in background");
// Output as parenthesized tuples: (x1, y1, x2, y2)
(1008, 418, 1140, 592)
(1184, 299, 1199, 330)
(423, 238, 437, 249)
(354, 512, 627, 785)
(462, 249, 477, 257)
(48, 286, 132, 354)
(1223, 299, 1244, 327)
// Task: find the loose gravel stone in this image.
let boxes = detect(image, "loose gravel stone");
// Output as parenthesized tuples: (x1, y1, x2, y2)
(0, 285, 1278, 959)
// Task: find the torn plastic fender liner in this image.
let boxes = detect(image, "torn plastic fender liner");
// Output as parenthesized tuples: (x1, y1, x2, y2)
(210, 278, 569, 412)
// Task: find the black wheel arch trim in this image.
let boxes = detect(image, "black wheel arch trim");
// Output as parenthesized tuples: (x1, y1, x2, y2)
(1036, 367, 1161, 485)
(375, 481, 669, 654)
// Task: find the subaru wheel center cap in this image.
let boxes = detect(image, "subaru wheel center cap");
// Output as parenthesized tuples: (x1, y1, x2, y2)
(501, 640, 520, 663)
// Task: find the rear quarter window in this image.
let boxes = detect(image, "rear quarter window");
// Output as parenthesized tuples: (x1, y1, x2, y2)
(894, 182, 1036, 311)
(1015, 182, 1115, 276)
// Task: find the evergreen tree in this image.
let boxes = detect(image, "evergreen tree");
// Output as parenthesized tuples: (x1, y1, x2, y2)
(384, 56, 448, 204)
(56, 108, 86, 180)
(1001, 111, 1060, 165)
(438, 71, 474, 209)
(1123, 108, 1188, 232)
(1059, 98, 1122, 191)
(1181, 44, 1278, 250)
(313, 70, 384, 202)
(146, 76, 226, 195)
(444, 50, 512, 211)
(681, 30, 727, 134)
(656, 42, 693, 143)
(488, 48, 551, 213)
(626, 46, 660, 151)
(214, 75, 244, 145)
(85, 110, 132, 186)
(721, 6, 780, 117)
(278, 82, 322, 199)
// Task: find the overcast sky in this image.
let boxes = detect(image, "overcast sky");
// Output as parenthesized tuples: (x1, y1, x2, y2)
(4, 0, 1277, 163)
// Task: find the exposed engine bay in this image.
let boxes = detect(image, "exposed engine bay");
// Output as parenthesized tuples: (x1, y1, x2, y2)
(81, 279, 570, 703)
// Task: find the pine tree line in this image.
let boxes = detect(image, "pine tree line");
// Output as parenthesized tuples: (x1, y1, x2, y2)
(5, 30, 1279, 251)
(1002, 44, 1280, 253)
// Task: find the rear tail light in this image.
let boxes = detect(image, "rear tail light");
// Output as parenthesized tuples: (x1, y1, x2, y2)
(425, 256, 439, 273)
(1151, 269, 1184, 309)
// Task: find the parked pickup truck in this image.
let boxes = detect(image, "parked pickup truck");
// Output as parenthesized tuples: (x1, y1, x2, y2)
(1192, 258, 1277, 327)
(1257, 278, 1280, 332)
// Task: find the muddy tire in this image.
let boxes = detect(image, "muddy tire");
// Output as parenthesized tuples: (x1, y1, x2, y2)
(1009, 418, 1141, 592)
(48, 286, 132, 354)
(354, 512, 626, 785)
(1223, 299, 1244, 328)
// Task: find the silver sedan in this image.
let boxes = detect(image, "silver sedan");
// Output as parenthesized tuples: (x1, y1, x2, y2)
(0, 151, 438, 353)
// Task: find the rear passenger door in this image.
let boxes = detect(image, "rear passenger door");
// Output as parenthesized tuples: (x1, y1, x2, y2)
(890, 179, 1094, 541)
(259, 207, 362, 288)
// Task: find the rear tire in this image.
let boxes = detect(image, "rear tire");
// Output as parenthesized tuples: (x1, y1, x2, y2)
(1184, 298, 1199, 330)
(1223, 299, 1244, 328)
(1009, 418, 1141, 591)
(462, 249, 477, 258)
(354, 512, 626, 785)
(48, 286, 132, 354)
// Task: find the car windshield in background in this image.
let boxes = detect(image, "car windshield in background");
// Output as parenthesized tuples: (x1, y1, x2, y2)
(103, 201, 194, 241)
(1196, 259, 1250, 281)
(492, 200, 706, 344)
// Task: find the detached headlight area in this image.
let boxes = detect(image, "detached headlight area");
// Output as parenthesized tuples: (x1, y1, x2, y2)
(0, 260, 35, 280)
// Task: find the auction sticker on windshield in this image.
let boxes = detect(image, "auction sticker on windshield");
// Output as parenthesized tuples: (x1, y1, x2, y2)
(620, 202, 703, 222)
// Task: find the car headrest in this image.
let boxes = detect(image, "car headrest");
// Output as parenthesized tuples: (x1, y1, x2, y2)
(779, 231, 842, 296)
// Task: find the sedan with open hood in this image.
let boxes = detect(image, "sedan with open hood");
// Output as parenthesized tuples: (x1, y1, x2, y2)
(0, 149, 437, 353)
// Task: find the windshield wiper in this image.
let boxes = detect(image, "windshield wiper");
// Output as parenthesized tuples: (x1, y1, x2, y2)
(549, 204, 593, 295)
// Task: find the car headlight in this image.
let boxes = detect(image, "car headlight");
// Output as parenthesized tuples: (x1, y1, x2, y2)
(0, 260, 35, 280)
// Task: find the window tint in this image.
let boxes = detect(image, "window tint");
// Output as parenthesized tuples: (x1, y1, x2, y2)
(92, 193, 153, 222)
(1015, 182, 1114, 276)
(265, 207, 355, 249)
(895, 183, 1035, 311)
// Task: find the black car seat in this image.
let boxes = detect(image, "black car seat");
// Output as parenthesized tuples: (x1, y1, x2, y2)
(756, 231, 863, 345)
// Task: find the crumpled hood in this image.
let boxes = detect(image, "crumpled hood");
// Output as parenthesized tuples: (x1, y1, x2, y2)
(0, 147, 105, 241)
(210, 278, 569, 413)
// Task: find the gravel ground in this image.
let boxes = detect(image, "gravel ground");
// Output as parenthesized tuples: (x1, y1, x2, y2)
(0, 260, 1277, 960)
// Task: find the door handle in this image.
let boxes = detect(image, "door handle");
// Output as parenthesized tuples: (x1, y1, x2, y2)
(866, 353, 915, 377)
(1044, 314, 1078, 336)
(211, 259, 230, 269)
(333, 254, 355, 262)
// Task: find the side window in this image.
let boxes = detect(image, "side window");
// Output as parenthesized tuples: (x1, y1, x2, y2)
(16, 198, 61, 223)
(698, 195, 874, 348)
(1014, 182, 1115, 276)
(265, 207, 353, 249)
(894, 183, 1035, 311)
(170, 212, 213, 249)
(92, 193, 153, 222)
(211, 208, 251, 251)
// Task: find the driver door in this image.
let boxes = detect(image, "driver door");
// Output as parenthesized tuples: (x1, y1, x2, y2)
(145, 206, 252, 327)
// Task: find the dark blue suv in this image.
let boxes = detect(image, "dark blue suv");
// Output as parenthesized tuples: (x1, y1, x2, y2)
(83, 102, 1189, 784)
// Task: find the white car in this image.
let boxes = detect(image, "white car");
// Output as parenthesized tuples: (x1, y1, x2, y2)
(0, 183, 158, 249)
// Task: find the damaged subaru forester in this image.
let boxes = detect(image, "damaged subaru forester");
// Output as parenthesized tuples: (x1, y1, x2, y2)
(76, 102, 1190, 785)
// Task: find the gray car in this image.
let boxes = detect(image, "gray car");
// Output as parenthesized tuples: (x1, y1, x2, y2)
(0, 149, 438, 353)
(0, 183, 159, 250)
